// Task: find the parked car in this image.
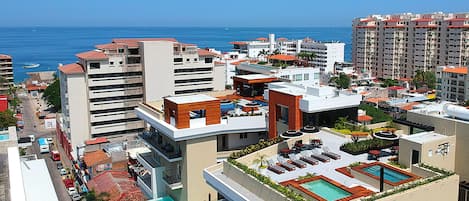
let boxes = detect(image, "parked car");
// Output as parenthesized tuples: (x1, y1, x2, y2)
(60, 168, 68, 176)
(67, 187, 77, 196)
(46, 137, 53, 144)
(56, 162, 63, 170)
(71, 193, 82, 201)
(28, 135, 35, 142)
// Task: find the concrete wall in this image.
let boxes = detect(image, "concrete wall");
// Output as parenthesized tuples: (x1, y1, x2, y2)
(399, 135, 456, 172)
(226, 133, 260, 150)
(180, 136, 218, 201)
(407, 111, 469, 181)
(223, 161, 288, 201)
(140, 41, 174, 102)
(373, 174, 459, 201)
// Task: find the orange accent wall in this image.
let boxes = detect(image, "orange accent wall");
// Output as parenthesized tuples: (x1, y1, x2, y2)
(268, 90, 302, 139)
(164, 99, 221, 129)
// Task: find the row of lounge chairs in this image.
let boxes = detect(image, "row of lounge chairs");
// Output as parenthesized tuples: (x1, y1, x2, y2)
(267, 146, 341, 174)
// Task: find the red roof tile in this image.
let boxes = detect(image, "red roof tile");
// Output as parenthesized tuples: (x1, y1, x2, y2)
(364, 97, 389, 104)
(59, 63, 85, 75)
(112, 38, 177, 48)
(355, 26, 377, 29)
(0, 54, 11, 59)
(83, 150, 110, 167)
(360, 18, 375, 22)
(443, 66, 467, 74)
(198, 49, 219, 57)
(95, 43, 127, 50)
(76, 50, 108, 60)
(277, 37, 288, 41)
(230, 41, 248, 45)
(214, 61, 225, 65)
(230, 59, 248, 65)
(87, 171, 145, 201)
(358, 115, 373, 122)
(85, 137, 108, 145)
(388, 86, 405, 90)
(256, 37, 268, 41)
(448, 25, 469, 28)
(384, 18, 402, 22)
(447, 18, 469, 22)
(413, 18, 434, 22)
(26, 85, 47, 91)
(400, 102, 420, 111)
(268, 54, 297, 61)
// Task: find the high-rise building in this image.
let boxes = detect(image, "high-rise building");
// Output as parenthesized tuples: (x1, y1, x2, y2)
(352, 12, 469, 80)
(435, 66, 468, 102)
(0, 54, 13, 94)
(57, 38, 224, 160)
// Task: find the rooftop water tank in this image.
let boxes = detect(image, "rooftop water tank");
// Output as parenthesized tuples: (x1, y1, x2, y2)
(443, 103, 469, 121)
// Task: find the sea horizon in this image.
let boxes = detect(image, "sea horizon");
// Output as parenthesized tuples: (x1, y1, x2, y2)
(0, 26, 352, 82)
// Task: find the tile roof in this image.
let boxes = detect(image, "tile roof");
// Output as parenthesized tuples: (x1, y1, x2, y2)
(112, 38, 177, 48)
(447, 18, 468, 22)
(364, 97, 389, 104)
(255, 37, 268, 41)
(87, 171, 145, 201)
(412, 18, 434, 22)
(85, 137, 108, 145)
(443, 66, 467, 74)
(268, 54, 297, 61)
(230, 41, 248, 45)
(26, 85, 48, 91)
(0, 54, 11, 59)
(58, 63, 84, 75)
(95, 43, 127, 50)
(197, 49, 219, 57)
(277, 37, 288, 41)
(399, 102, 420, 111)
(83, 150, 110, 167)
(388, 86, 405, 90)
(76, 50, 108, 60)
(357, 115, 373, 122)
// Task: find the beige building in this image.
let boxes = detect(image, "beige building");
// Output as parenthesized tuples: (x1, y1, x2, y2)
(58, 38, 224, 160)
(406, 102, 469, 188)
(436, 66, 468, 102)
(0, 54, 13, 94)
(399, 132, 456, 171)
(134, 94, 268, 201)
(352, 12, 469, 80)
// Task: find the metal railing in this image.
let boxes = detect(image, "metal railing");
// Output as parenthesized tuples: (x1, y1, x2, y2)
(139, 132, 182, 159)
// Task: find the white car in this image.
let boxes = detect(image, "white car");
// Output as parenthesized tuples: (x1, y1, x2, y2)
(60, 168, 68, 176)
(71, 193, 82, 201)
(46, 137, 53, 144)
(28, 135, 35, 142)
(67, 187, 77, 196)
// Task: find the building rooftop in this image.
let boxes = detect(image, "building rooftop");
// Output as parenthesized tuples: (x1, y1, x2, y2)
(95, 43, 127, 50)
(442, 66, 467, 74)
(58, 63, 85, 74)
(197, 49, 219, 57)
(234, 74, 277, 83)
(76, 50, 109, 60)
(401, 132, 449, 144)
(268, 54, 297, 61)
(0, 54, 11, 59)
(20, 158, 59, 201)
(112, 38, 177, 48)
(166, 94, 218, 104)
(87, 171, 145, 201)
(83, 150, 110, 167)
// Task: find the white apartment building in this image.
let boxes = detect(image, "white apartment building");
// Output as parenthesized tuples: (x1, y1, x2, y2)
(134, 94, 268, 200)
(436, 66, 468, 102)
(215, 51, 249, 87)
(353, 12, 469, 80)
(0, 54, 13, 94)
(231, 34, 345, 73)
(58, 38, 224, 160)
(237, 62, 321, 86)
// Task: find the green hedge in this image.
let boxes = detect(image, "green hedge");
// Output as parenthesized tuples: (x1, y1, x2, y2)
(340, 138, 395, 155)
(229, 137, 283, 160)
(362, 163, 454, 201)
(359, 104, 392, 123)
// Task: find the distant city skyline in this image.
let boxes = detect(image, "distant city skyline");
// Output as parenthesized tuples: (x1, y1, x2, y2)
(1, 0, 468, 27)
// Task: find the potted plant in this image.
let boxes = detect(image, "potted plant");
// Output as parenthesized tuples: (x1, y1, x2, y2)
(253, 154, 268, 173)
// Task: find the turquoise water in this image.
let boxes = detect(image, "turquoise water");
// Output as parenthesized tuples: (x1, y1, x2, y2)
(0, 134, 9, 141)
(363, 165, 410, 183)
(300, 179, 351, 201)
(155, 196, 175, 201)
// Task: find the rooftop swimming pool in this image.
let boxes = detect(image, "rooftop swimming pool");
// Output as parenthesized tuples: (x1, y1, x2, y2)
(155, 196, 174, 201)
(300, 179, 352, 201)
(363, 165, 410, 183)
(0, 134, 9, 141)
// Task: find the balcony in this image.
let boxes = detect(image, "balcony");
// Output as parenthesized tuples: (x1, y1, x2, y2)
(138, 132, 182, 162)
(163, 171, 183, 190)
(137, 173, 153, 198)
(137, 151, 160, 170)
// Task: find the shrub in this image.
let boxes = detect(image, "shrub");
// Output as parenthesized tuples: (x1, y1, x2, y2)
(340, 138, 395, 155)
(359, 104, 392, 123)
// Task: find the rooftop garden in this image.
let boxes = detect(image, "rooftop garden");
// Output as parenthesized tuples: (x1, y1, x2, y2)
(359, 104, 392, 124)
(361, 163, 454, 201)
(340, 138, 396, 155)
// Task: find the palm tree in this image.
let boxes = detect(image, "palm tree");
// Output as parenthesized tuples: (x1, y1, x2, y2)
(85, 190, 110, 201)
(258, 49, 268, 57)
(253, 154, 267, 169)
(272, 49, 281, 55)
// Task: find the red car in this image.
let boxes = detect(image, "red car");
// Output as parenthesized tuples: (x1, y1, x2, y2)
(63, 178, 74, 188)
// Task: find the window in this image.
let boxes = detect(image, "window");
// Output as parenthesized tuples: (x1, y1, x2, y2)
(304, 73, 309, 81)
(205, 58, 213, 63)
(313, 73, 320, 79)
(240, 133, 248, 139)
(186, 58, 190, 62)
(174, 58, 183, 62)
(119, 61, 123, 65)
(109, 61, 114, 65)
(428, 149, 433, 157)
(194, 58, 198, 61)
(90, 63, 100, 69)
(118, 49, 124, 53)
(293, 74, 303, 81)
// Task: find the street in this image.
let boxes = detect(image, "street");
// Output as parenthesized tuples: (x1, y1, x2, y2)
(18, 92, 72, 201)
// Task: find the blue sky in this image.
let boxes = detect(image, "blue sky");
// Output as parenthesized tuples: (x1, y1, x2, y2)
(1, 0, 468, 27)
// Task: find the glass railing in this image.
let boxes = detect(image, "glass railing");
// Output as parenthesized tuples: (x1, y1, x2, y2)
(163, 170, 182, 185)
(139, 132, 182, 159)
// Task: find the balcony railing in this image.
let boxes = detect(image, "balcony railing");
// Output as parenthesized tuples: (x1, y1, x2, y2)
(139, 132, 182, 160)
(137, 174, 153, 197)
(163, 171, 183, 190)
(137, 152, 160, 169)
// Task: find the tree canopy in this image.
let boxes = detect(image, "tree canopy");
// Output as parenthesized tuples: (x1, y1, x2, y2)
(381, 79, 399, 87)
(85, 190, 110, 201)
(413, 70, 436, 89)
(331, 73, 351, 89)
(43, 79, 61, 112)
(0, 110, 17, 128)
(358, 104, 392, 124)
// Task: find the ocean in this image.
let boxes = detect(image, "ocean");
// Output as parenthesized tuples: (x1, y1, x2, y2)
(0, 27, 351, 82)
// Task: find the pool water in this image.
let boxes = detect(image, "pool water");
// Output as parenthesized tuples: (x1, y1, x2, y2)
(155, 196, 175, 201)
(300, 179, 351, 201)
(253, 100, 268, 106)
(0, 134, 9, 141)
(363, 165, 410, 183)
